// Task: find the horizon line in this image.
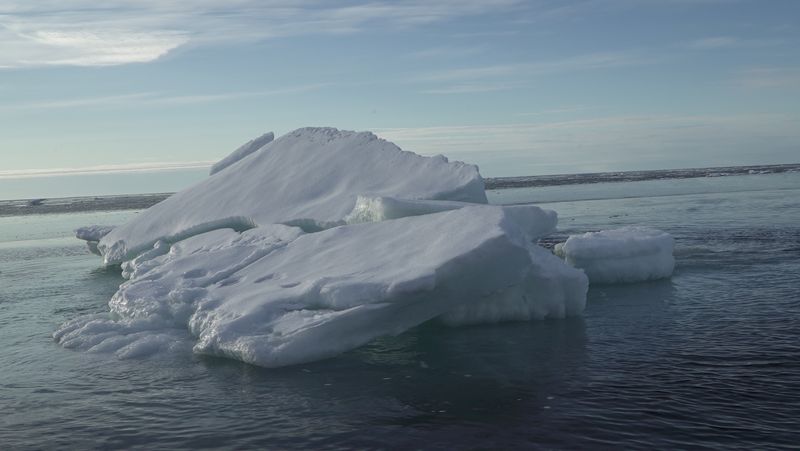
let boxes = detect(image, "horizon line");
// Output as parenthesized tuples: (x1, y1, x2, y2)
(0, 161, 215, 180)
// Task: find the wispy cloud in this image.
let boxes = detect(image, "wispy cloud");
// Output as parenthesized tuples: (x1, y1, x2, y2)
(515, 105, 598, 117)
(413, 51, 654, 94)
(689, 36, 740, 49)
(0, 21, 189, 67)
(415, 64, 519, 83)
(407, 45, 486, 59)
(687, 36, 783, 50)
(735, 67, 800, 89)
(0, 83, 328, 112)
(141, 84, 329, 106)
(503, 0, 745, 24)
(0, 93, 155, 110)
(416, 52, 652, 83)
(0, 161, 214, 179)
(0, 0, 525, 68)
(374, 113, 799, 175)
(420, 83, 512, 95)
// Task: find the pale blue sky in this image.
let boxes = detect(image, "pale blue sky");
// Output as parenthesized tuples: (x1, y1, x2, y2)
(1, 0, 798, 177)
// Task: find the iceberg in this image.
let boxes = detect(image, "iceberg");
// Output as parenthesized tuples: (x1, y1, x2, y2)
(58, 207, 587, 367)
(555, 226, 675, 284)
(63, 127, 594, 368)
(95, 127, 487, 265)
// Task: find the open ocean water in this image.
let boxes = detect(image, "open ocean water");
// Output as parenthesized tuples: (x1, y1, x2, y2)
(1, 171, 799, 449)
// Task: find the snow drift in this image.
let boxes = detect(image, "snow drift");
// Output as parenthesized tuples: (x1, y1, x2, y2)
(555, 226, 675, 284)
(93, 127, 486, 265)
(63, 127, 593, 368)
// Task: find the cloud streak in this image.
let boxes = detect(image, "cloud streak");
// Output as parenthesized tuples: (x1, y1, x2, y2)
(0, 83, 328, 112)
(374, 113, 800, 175)
(687, 36, 783, 50)
(735, 67, 800, 89)
(0, 0, 525, 68)
(414, 51, 656, 94)
(415, 52, 655, 83)
(0, 161, 214, 179)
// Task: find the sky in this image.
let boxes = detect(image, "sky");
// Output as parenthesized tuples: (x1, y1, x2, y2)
(1, 0, 799, 178)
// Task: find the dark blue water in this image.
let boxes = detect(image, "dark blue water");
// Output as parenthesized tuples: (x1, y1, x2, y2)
(1, 174, 799, 449)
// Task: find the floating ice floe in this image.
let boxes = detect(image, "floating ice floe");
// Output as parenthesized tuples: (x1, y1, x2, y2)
(63, 127, 591, 367)
(555, 226, 675, 284)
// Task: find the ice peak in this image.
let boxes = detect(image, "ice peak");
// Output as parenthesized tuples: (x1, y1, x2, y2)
(96, 127, 487, 264)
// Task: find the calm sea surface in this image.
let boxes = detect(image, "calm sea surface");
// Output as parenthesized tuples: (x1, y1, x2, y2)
(1, 173, 799, 449)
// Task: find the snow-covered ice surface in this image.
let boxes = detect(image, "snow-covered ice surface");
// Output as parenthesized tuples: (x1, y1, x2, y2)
(61, 127, 596, 367)
(57, 207, 587, 367)
(344, 196, 559, 239)
(95, 127, 487, 265)
(209, 132, 274, 176)
(555, 226, 675, 284)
